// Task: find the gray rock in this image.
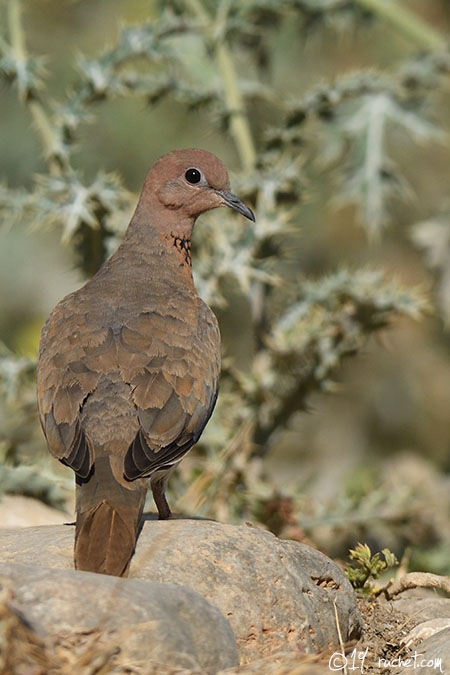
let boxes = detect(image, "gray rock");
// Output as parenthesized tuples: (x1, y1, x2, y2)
(133, 520, 362, 660)
(0, 519, 362, 661)
(0, 495, 71, 527)
(0, 562, 238, 673)
(387, 591, 450, 675)
(391, 592, 450, 624)
(400, 627, 450, 674)
(402, 618, 450, 649)
(0, 521, 73, 567)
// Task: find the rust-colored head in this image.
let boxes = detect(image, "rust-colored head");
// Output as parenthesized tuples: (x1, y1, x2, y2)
(137, 149, 255, 225)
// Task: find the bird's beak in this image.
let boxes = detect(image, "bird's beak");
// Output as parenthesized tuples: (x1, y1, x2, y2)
(216, 189, 255, 222)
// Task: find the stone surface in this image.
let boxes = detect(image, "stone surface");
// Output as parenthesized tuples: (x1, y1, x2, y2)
(391, 591, 450, 624)
(0, 521, 74, 567)
(389, 590, 450, 675)
(0, 518, 362, 662)
(0, 495, 72, 527)
(402, 618, 450, 649)
(400, 627, 450, 674)
(0, 562, 238, 673)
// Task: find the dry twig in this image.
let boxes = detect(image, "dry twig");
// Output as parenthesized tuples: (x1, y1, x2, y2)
(385, 572, 450, 599)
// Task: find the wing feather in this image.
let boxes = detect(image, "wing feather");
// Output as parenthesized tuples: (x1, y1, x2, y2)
(124, 303, 220, 479)
(38, 290, 220, 482)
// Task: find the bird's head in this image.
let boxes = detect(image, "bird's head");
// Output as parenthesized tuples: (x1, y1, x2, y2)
(139, 149, 255, 226)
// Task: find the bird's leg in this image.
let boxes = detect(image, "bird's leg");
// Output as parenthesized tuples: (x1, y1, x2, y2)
(151, 475, 172, 519)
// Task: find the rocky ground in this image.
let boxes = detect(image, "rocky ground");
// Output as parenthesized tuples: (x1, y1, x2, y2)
(0, 498, 449, 674)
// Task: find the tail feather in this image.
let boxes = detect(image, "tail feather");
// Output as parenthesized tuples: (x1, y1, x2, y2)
(74, 455, 146, 576)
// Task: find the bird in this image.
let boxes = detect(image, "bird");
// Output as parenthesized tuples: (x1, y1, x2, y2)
(36, 149, 255, 577)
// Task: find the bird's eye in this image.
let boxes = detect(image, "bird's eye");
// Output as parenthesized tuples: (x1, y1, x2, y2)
(185, 168, 202, 184)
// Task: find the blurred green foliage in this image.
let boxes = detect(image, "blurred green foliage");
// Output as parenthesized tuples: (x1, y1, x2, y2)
(345, 542, 398, 597)
(0, 0, 449, 572)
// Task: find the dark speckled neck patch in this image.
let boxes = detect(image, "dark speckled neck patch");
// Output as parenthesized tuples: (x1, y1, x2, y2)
(170, 234, 191, 266)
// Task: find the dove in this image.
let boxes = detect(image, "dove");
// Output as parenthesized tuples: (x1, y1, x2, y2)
(37, 149, 254, 576)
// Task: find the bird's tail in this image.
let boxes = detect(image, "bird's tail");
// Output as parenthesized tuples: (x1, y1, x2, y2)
(74, 455, 146, 576)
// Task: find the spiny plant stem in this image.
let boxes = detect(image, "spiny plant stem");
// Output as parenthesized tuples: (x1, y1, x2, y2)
(8, 0, 25, 58)
(185, 0, 257, 172)
(216, 45, 257, 172)
(28, 101, 64, 168)
(354, 0, 446, 50)
(7, 0, 64, 172)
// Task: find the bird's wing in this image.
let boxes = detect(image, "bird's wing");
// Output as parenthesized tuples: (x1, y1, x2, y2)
(38, 293, 220, 481)
(36, 293, 115, 478)
(123, 304, 220, 479)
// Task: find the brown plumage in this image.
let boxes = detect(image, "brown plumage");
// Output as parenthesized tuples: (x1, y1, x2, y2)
(36, 149, 254, 576)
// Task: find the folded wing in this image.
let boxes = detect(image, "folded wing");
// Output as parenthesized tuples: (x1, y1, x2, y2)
(123, 307, 220, 479)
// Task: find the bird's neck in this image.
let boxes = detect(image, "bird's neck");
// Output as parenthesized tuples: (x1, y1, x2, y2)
(112, 205, 196, 285)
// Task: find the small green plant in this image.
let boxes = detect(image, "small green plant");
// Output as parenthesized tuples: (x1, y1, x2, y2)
(345, 542, 398, 597)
